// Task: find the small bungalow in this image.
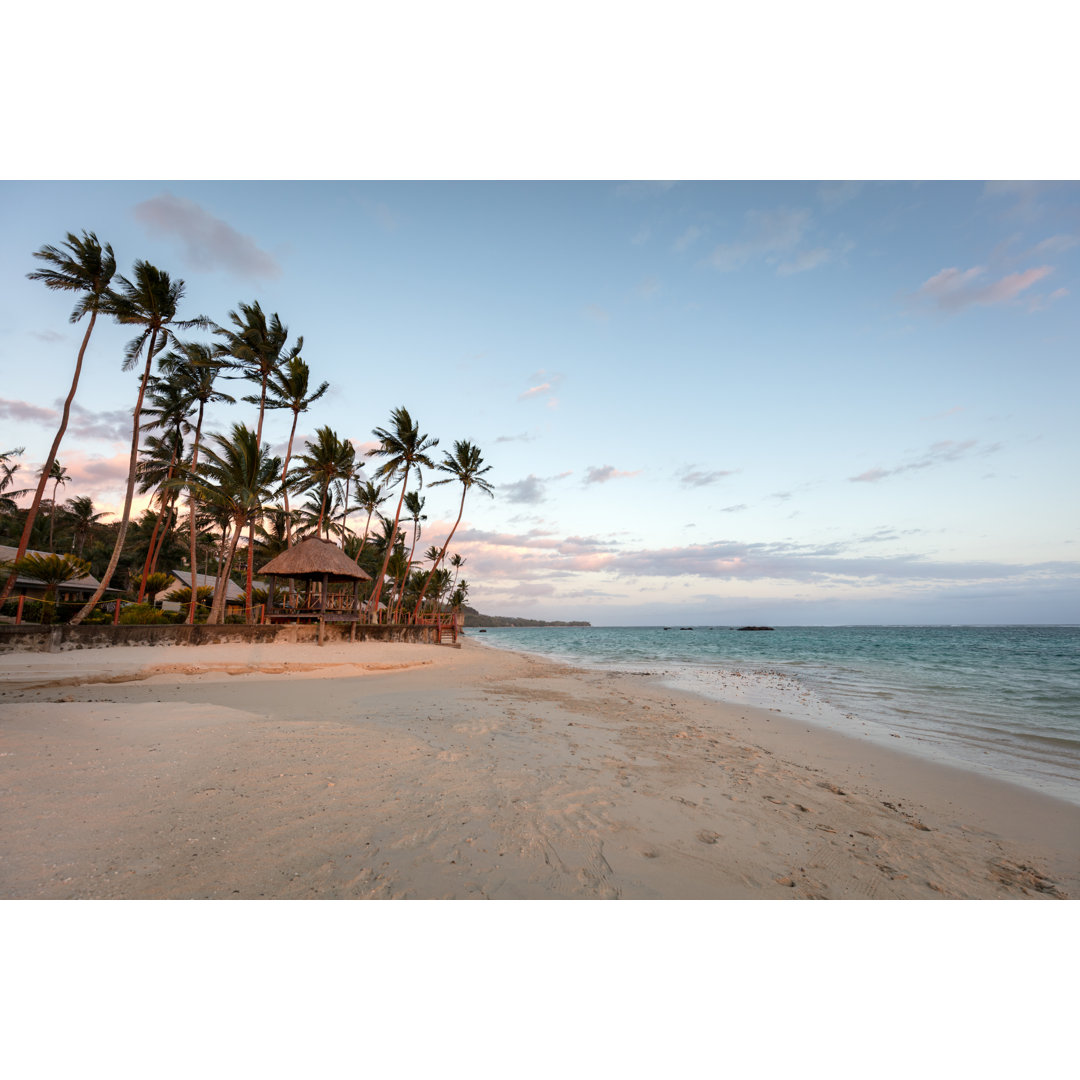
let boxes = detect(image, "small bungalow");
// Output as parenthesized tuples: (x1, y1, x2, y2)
(0, 544, 105, 603)
(160, 569, 244, 612)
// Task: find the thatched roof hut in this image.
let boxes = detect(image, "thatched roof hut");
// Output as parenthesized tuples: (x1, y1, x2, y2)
(259, 538, 371, 642)
(259, 537, 371, 582)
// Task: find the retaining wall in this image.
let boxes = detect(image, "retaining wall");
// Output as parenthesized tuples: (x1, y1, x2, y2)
(0, 621, 441, 654)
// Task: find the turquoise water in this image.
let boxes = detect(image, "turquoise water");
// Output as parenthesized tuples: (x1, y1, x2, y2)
(472, 625, 1080, 805)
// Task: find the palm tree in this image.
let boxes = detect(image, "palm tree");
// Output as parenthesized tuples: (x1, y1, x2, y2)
(214, 301, 302, 449)
(46, 460, 70, 553)
(1, 448, 27, 514)
(350, 480, 387, 564)
(70, 262, 208, 625)
(1, 233, 116, 608)
(260, 357, 329, 547)
(412, 440, 492, 619)
(393, 490, 426, 622)
(293, 426, 354, 541)
(449, 552, 466, 592)
(64, 495, 107, 556)
(179, 424, 281, 624)
(366, 408, 438, 619)
(158, 340, 234, 624)
(4, 553, 91, 625)
(214, 302, 301, 606)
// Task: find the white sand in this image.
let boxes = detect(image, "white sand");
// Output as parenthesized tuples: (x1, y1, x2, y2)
(1, 637, 1076, 898)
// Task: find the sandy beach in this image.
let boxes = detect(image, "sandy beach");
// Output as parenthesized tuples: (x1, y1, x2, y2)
(1, 637, 1076, 899)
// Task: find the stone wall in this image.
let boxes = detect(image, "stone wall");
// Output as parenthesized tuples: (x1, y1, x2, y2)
(0, 621, 441, 653)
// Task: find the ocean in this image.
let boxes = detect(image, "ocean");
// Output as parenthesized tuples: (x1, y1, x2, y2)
(472, 624, 1080, 806)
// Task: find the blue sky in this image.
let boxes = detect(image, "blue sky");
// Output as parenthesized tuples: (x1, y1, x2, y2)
(1, 180, 1077, 623)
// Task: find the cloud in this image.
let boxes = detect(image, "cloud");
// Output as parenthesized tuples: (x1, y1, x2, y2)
(614, 181, 677, 201)
(30, 329, 65, 343)
(65, 402, 131, 443)
(583, 304, 609, 322)
(915, 265, 1052, 311)
(0, 397, 57, 424)
(495, 432, 538, 443)
(500, 475, 548, 504)
(133, 193, 281, 279)
(678, 467, 736, 487)
(719, 504, 748, 513)
(777, 247, 834, 275)
(630, 226, 651, 246)
(849, 439, 997, 482)
(636, 276, 660, 298)
(518, 371, 562, 409)
(709, 208, 809, 271)
(1029, 234, 1079, 256)
(818, 181, 864, 210)
(1027, 286, 1069, 312)
(584, 465, 641, 484)
(673, 225, 705, 252)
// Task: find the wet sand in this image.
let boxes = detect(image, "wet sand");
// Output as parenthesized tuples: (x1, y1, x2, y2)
(1, 638, 1076, 898)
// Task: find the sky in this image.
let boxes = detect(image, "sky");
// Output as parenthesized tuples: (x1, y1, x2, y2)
(2, 180, 1076, 624)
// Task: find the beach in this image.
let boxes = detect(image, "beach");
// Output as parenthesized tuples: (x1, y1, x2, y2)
(1, 637, 1077, 899)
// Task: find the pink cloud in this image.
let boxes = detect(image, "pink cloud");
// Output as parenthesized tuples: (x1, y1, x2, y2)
(0, 397, 58, 424)
(133, 193, 281, 279)
(916, 265, 1053, 311)
(584, 465, 641, 484)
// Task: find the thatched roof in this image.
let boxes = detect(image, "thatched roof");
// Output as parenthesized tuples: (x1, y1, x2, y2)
(259, 537, 372, 582)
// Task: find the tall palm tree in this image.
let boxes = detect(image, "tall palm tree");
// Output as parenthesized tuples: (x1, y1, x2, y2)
(179, 424, 281, 624)
(366, 408, 438, 619)
(393, 490, 426, 622)
(350, 480, 387, 565)
(46, 460, 70, 553)
(449, 552, 466, 593)
(70, 262, 208, 624)
(215, 301, 301, 607)
(260, 357, 329, 547)
(293, 426, 354, 541)
(1, 233, 116, 608)
(64, 495, 107, 557)
(158, 340, 234, 624)
(412, 440, 492, 619)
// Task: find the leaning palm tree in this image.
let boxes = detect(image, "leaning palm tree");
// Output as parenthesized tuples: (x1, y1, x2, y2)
(71, 262, 209, 625)
(1, 233, 116, 608)
(177, 423, 281, 624)
(46, 460, 70, 553)
(412, 440, 492, 619)
(366, 408, 438, 619)
(158, 340, 234, 624)
(4, 553, 91, 625)
(259, 357, 329, 547)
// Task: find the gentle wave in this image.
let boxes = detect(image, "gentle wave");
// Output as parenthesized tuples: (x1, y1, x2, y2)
(474, 625, 1080, 805)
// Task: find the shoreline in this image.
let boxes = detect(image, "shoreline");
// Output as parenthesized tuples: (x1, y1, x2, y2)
(2, 637, 1077, 898)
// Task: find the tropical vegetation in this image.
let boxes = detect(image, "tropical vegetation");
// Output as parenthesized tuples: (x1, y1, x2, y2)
(1, 234, 493, 627)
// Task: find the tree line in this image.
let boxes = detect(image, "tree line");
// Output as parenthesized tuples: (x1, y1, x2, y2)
(1, 231, 493, 625)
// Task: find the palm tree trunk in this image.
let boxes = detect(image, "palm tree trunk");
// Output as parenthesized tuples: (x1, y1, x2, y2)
(282, 409, 298, 548)
(70, 328, 159, 625)
(355, 508, 374, 564)
(412, 486, 466, 620)
(48, 481, 59, 552)
(369, 466, 409, 618)
(210, 520, 244, 625)
(245, 519, 255, 622)
(136, 493, 170, 601)
(0, 311, 97, 607)
(187, 402, 206, 625)
(148, 497, 177, 577)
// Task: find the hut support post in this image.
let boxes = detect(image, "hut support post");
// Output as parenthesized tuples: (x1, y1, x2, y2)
(317, 572, 328, 646)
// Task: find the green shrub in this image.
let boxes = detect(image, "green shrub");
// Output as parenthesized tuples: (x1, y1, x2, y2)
(118, 603, 172, 625)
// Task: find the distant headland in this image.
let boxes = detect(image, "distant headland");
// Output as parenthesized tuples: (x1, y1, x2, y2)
(461, 606, 590, 628)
